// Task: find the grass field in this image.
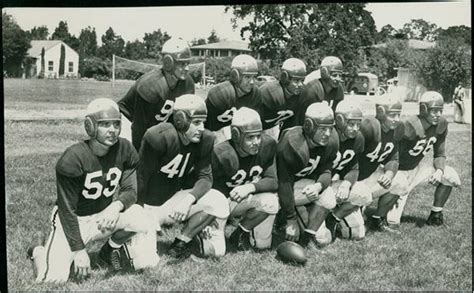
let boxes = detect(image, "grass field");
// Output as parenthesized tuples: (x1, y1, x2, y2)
(4, 79, 472, 291)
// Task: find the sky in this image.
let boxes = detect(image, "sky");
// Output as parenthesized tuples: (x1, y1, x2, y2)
(3, 2, 471, 45)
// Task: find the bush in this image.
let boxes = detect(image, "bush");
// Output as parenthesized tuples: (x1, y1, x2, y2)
(79, 57, 111, 78)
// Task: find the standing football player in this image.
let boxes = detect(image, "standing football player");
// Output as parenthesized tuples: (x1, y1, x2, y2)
(386, 91, 461, 226)
(324, 99, 369, 241)
(27, 98, 151, 282)
(117, 37, 195, 150)
(277, 102, 339, 248)
(300, 56, 345, 114)
(212, 107, 279, 252)
(204, 54, 262, 144)
(136, 94, 229, 261)
(258, 58, 307, 140)
(356, 94, 405, 232)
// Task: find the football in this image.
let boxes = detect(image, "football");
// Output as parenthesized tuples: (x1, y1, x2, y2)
(276, 241, 307, 266)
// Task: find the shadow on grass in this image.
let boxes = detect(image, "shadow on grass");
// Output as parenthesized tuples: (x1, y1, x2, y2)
(363, 206, 427, 228)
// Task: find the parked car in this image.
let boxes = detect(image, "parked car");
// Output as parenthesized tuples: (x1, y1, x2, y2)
(255, 75, 277, 87)
(347, 73, 379, 95)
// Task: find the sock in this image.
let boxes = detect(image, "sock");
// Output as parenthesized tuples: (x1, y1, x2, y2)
(431, 206, 443, 212)
(108, 239, 121, 249)
(177, 235, 192, 243)
(304, 229, 317, 235)
(238, 223, 250, 233)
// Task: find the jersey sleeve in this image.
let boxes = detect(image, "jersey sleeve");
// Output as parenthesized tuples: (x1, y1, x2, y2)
(204, 82, 235, 131)
(55, 149, 86, 252)
(189, 131, 215, 200)
(117, 83, 137, 121)
(433, 119, 448, 171)
(116, 139, 139, 210)
(253, 137, 278, 193)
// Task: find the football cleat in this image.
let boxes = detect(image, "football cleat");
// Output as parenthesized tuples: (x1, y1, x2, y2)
(167, 238, 193, 261)
(98, 242, 128, 272)
(325, 213, 339, 243)
(367, 216, 398, 233)
(426, 211, 444, 226)
(27, 231, 45, 259)
(227, 226, 252, 252)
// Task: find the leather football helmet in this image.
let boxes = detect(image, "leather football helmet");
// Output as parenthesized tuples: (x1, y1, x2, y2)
(335, 99, 363, 132)
(84, 98, 121, 138)
(320, 56, 343, 80)
(303, 102, 335, 139)
(231, 107, 262, 155)
(162, 37, 191, 75)
(230, 54, 258, 85)
(280, 58, 307, 85)
(173, 94, 207, 131)
(375, 93, 402, 121)
(419, 91, 444, 118)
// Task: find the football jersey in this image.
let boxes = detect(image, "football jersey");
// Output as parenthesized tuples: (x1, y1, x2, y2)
(258, 80, 301, 131)
(117, 69, 195, 150)
(398, 115, 448, 171)
(55, 138, 138, 251)
(212, 133, 277, 196)
(332, 131, 365, 184)
(205, 81, 262, 132)
(137, 123, 214, 206)
(358, 117, 404, 180)
(277, 126, 339, 219)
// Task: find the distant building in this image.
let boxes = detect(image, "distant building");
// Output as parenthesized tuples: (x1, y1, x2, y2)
(191, 40, 258, 58)
(370, 39, 436, 50)
(24, 40, 79, 78)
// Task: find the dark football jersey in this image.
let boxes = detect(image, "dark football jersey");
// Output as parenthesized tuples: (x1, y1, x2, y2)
(117, 69, 195, 150)
(205, 81, 262, 132)
(277, 126, 339, 219)
(137, 123, 214, 206)
(358, 117, 404, 180)
(259, 80, 301, 131)
(398, 115, 448, 171)
(332, 131, 365, 184)
(212, 133, 277, 196)
(55, 138, 138, 251)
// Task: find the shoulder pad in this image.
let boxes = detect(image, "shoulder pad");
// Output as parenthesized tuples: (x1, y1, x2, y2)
(354, 132, 365, 154)
(405, 116, 425, 139)
(284, 127, 310, 165)
(207, 81, 236, 110)
(260, 133, 278, 158)
(213, 141, 239, 175)
(326, 129, 340, 154)
(200, 129, 215, 153)
(436, 116, 448, 135)
(393, 120, 406, 141)
(136, 69, 169, 103)
(360, 117, 381, 143)
(144, 123, 177, 149)
(56, 143, 84, 177)
(259, 81, 285, 109)
(301, 78, 324, 102)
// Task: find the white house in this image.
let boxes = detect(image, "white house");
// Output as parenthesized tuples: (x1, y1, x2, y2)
(190, 40, 259, 59)
(25, 40, 79, 78)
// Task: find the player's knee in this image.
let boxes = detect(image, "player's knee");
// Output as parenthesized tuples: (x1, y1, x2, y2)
(119, 204, 151, 233)
(200, 189, 230, 218)
(442, 166, 461, 187)
(389, 173, 410, 197)
(348, 182, 372, 206)
(315, 225, 332, 245)
(318, 188, 337, 210)
(253, 192, 279, 214)
(339, 211, 366, 240)
(201, 229, 226, 257)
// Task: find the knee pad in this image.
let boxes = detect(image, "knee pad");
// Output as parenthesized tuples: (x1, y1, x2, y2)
(348, 181, 372, 206)
(339, 209, 366, 240)
(200, 189, 230, 218)
(123, 231, 160, 270)
(198, 222, 226, 257)
(315, 223, 332, 245)
(388, 171, 410, 197)
(318, 187, 337, 210)
(442, 166, 461, 187)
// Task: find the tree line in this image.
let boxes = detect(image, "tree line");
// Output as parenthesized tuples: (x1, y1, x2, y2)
(2, 5, 471, 100)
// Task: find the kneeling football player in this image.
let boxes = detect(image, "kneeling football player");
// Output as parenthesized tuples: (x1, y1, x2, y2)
(135, 94, 230, 261)
(212, 107, 279, 252)
(386, 91, 461, 226)
(27, 98, 152, 282)
(277, 102, 339, 249)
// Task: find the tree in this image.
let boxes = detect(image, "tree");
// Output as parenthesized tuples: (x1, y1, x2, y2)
(143, 29, 171, 59)
(124, 40, 147, 60)
(191, 38, 206, 46)
(226, 4, 377, 73)
(436, 25, 471, 45)
(399, 19, 439, 41)
(98, 27, 125, 59)
(2, 12, 31, 77)
(207, 29, 220, 44)
(78, 26, 98, 58)
(39, 47, 45, 78)
(51, 21, 80, 51)
(377, 24, 397, 43)
(59, 44, 66, 76)
(27, 26, 49, 40)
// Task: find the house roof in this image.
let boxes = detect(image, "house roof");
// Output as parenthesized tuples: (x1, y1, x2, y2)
(370, 39, 436, 50)
(190, 40, 251, 51)
(27, 40, 65, 57)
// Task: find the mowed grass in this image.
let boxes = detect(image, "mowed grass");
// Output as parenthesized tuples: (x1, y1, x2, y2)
(4, 79, 473, 291)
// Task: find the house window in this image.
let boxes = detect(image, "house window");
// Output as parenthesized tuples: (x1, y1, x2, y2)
(48, 61, 54, 71)
(68, 62, 74, 72)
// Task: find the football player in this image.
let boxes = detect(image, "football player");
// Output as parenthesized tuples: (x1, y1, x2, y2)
(386, 91, 461, 226)
(324, 99, 369, 241)
(277, 102, 339, 248)
(357, 93, 405, 232)
(117, 37, 195, 150)
(27, 98, 152, 283)
(204, 54, 262, 144)
(212, 107, 279, 252)
(136, 94, 229, 261)
(258, 58, 307, 140)
(299, 56, 345, 116)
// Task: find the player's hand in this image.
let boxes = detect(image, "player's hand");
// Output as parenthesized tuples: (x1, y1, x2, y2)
(96, 201, 122, 234)
(336, 180, 351, 203)
(302, 183, 322, 202)
(429, 169, 443, 185)
(285, 218, 300, 242)
(73, 249, 91, 280)
(200, 219, 219, 240)
(169, 194, 195, 222)
(377, 174, 392, 189)
(229, 184, 256, 203)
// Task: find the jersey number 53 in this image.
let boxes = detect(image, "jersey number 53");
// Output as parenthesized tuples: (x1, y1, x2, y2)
(82, 168, 122, 199)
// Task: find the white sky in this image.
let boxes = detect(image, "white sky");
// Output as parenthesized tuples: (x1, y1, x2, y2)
(3, 2, 471, 45)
